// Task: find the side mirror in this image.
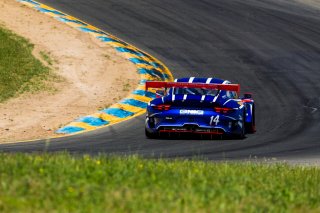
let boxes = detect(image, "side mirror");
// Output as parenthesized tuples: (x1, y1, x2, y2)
(156, 90, 165, 98)
(243, 93, 252, 99)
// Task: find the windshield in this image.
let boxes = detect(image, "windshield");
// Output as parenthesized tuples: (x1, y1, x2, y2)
(173, 88, 218, 96)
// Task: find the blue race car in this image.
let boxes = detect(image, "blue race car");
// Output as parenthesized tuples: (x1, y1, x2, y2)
(145, 77, 255, 139)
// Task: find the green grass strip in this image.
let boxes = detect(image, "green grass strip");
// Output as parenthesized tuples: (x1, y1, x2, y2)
(0, 26, 50, 102)
(0, 153, 319, 212)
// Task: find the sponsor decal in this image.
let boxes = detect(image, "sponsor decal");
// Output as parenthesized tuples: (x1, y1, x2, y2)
(180, 110, 204, 115)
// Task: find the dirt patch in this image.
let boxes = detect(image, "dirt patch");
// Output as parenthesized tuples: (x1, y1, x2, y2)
(0, 0, 139, 142)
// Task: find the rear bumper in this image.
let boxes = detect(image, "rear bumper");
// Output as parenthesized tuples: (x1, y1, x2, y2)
(158, 126, 225, 135)
(145, 109, 244, 136)
(145, 119, 243, 136)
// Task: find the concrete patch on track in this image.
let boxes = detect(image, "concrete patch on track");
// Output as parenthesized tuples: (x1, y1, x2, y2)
(17, 0, 173, 135)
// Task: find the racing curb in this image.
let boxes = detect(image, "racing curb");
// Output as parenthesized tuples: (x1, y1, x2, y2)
(18, 0, 174, 135)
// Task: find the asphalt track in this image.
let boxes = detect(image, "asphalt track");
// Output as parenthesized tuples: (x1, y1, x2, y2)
(1, 0, 320, 160)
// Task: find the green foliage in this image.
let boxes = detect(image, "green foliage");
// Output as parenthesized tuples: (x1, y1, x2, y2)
(0, 27, 51, 102)
(0, 153, 319, 212)
(39, 51, 53, 66)
(123, 82, 131, 91)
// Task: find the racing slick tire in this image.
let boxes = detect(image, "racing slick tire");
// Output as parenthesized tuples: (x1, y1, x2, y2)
(245, 104, 256, 134)
(145, 128, 158, 139)
(235, 111, 246, 139)
(239, 119, 245, 139)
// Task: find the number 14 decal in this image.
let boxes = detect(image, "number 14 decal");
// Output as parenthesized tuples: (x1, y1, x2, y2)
(210, 115, 220, 126)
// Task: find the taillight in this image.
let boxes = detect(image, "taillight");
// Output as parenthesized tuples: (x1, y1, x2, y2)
(153, 104, 171, 111)
(242, 99, 252, 103)
(214, 107, 233, 114)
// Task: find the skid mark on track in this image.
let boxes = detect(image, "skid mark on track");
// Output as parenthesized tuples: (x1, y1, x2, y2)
(304, 106, 318, 114)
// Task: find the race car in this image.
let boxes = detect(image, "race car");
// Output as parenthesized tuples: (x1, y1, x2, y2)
(145, 77, 255, 139)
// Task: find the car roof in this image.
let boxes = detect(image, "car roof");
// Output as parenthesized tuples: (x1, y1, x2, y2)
(174, 77, 228, 84)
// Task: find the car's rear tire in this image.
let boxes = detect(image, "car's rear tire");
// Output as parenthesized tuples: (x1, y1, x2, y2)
(245, 104, 255, 134)
(239, 119, 245, 139)
(145, 128, 157, 139)
(235, 112, 246, 139)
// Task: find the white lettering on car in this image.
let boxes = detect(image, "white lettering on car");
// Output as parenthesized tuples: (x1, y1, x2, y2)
(179, 110, 204, 115)
(210, 115, 220, 126)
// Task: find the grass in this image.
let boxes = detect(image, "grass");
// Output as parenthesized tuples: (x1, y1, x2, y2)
(123, 82, 131, 92)
(0, 153, 319, 212)
(39, 51, 53, 66)
(0, 26, 57, 102)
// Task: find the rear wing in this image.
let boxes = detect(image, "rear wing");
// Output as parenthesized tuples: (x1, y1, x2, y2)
(145, 81, 240, 95)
